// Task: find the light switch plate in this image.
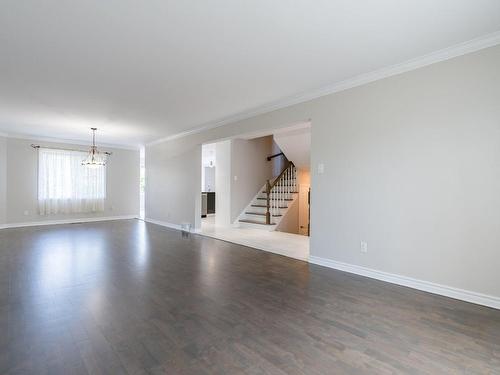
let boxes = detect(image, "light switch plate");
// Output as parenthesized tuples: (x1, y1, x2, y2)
(317, 163, 324, 174)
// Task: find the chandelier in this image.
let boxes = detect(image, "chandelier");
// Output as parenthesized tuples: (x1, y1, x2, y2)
(82, 128, 106, 167)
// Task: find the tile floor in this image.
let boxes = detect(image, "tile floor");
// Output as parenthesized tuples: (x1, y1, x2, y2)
(199, 216, 309, 261)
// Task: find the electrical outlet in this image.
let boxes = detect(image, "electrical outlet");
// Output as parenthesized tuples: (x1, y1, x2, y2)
(23, 210, 29, 216)
(360, 241, 368, 253)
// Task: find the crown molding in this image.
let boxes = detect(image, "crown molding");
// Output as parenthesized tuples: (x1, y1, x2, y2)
(148, 30, 500, 147)
(3, 132, 141, 151)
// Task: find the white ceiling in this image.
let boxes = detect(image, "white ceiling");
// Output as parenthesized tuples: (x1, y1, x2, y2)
(1, 1, 500, 147)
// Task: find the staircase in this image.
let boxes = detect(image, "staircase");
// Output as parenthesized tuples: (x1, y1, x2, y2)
(237, 162, 298, 230)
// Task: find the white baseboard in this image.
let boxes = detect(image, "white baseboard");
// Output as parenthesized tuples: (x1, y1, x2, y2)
(144, 217, 201, 233)
(309, 256, 500, 310)
(0, 215, 138, 229)
(144, 217, 182, 231)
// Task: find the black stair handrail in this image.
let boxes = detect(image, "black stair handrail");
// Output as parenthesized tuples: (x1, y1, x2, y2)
(266, 152, 284, 161)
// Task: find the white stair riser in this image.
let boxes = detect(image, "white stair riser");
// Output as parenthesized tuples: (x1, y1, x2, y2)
(242, 214, 267, 222)
(248, 206, 286, 214)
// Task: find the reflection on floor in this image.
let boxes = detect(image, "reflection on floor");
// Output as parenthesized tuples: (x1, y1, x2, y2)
(200, 216, 309, 261)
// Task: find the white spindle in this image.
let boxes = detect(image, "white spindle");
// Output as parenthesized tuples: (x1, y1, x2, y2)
(293, 167, 299, 191)
(285, 168, 288, 199)
(281, 177, 284, 210)
(272, 186, 275, 217)
(274, 180, 277, 215)
(288, 167, 291, 197)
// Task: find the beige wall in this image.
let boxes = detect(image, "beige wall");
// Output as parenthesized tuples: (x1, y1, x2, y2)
(230, 136, 273, 222)
(298, 169, 310, 236)
(276, 198, 299, 234)
(2, 137, 139, 224)
(146, 137, 201, 227)
(275, 168, 310, 235)
(146, 45, 500, 298)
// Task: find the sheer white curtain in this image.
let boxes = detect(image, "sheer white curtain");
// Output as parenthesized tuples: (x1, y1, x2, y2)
(38, 148, 106, 215)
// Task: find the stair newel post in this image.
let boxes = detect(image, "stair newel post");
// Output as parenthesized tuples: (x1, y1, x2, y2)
(265, 179, 271, 225)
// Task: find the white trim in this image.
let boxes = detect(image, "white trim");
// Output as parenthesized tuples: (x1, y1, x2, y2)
(148, 31, 500, 146)
(144, 217, 182, 231)
(309, 256, 500, 310)
(0, 215, 138, 230)
(144, 217, 201, 233)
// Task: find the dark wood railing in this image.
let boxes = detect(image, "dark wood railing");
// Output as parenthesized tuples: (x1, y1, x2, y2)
(266, 152, 284, 161)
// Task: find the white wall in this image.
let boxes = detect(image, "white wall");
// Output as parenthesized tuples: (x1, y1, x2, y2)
(146, 137, 201, 228)
(203, 167, 216, 192)
(2, 137, 139, 224)
(215, 140, 231, 227)
(146, 45, 500, 299)
(201, 143, 216, 191)
(0, 136, 6, 224)
(273, 127, 311, 170)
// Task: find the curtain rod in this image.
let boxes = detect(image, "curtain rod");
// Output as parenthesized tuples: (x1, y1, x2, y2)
(30, 144, 112, 155)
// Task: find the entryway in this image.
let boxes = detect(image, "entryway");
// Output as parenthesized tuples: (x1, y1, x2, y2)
(198, 122, 311, 261)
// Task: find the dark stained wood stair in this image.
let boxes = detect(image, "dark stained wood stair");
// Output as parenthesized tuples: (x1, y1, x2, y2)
(245, 212, 282, 217)
(251, 204, 288, 209)
(257, 197, 293, 201)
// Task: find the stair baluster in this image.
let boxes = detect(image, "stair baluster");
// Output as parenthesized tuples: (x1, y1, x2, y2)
(264, 161, 296, 225)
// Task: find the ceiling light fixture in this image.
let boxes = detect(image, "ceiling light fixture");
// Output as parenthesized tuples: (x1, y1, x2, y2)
(82, 127, 107, 167)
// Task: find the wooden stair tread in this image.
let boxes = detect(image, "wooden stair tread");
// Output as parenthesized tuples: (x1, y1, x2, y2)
(262, 191, 298, 194)
(239, 219, 276, 225)
(257, 197, 293, 201)
(251, 204, 288, 208)
(245, 212, 282, 217)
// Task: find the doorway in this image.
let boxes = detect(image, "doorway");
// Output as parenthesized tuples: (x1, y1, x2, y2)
(196, 121, 311, 261)
(201, 143, 216, 225)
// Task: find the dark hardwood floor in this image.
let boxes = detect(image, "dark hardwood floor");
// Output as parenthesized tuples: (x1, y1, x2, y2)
(0, 220, 499, 374)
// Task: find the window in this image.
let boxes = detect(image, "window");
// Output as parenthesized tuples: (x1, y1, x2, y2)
(38, 148, 106, 215)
